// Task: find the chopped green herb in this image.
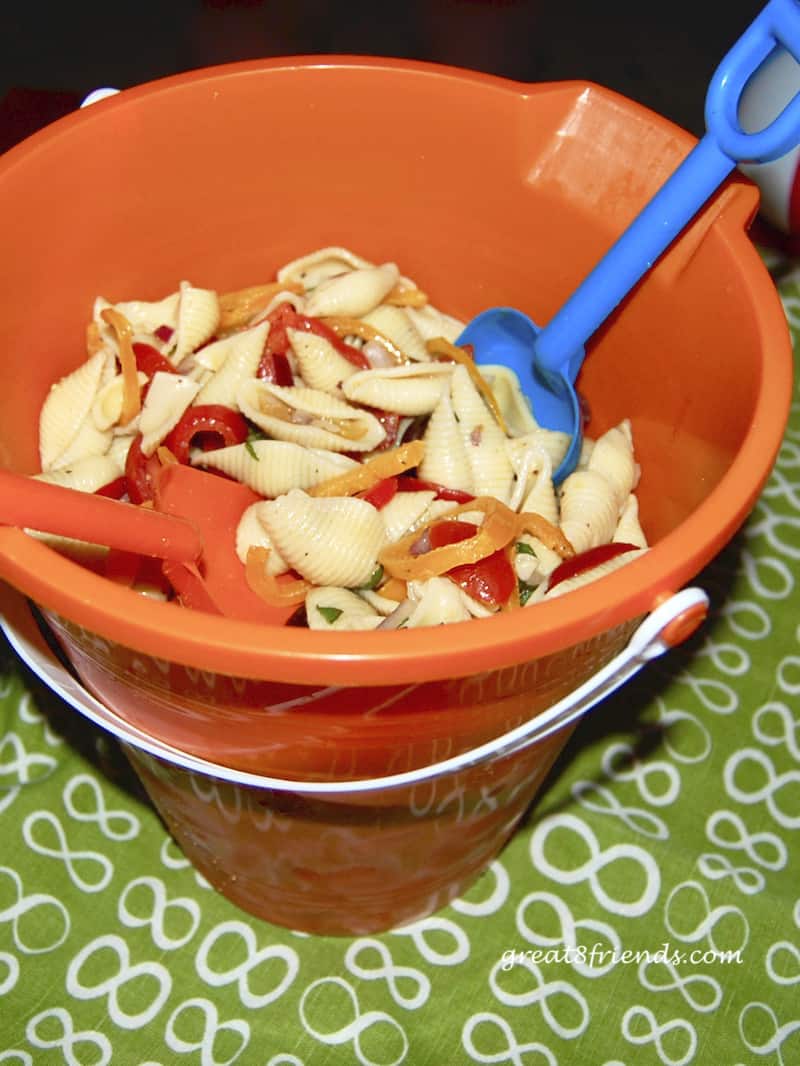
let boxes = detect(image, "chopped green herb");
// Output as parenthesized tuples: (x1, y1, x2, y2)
(515, 541, 536, 556)
(244, 424, 266, 461)
(518, 581, 535, 606)
(359, 565, 384, 590)
(316, 605, 343, 624)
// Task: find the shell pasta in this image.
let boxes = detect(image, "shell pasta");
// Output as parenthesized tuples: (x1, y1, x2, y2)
(36, 247, 648, 629)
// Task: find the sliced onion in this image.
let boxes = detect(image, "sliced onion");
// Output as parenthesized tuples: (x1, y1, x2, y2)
(363, 339, 397, 368)
(377, 598, 415, 629)
(409, 529, 432, 556)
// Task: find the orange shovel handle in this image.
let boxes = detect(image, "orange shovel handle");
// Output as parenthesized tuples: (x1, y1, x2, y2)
(0, 469, 203, 563)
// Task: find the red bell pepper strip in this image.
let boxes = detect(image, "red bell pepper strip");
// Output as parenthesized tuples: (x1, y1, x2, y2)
(547, 542, 639, 590)
(397, 476, 475, 504)
(263, 302, 369, 369)
(163, 404, 249, 464)
(429, 519, 516, 608)
(131, 342, 177, 404)
(257, 349, 294, 385)
(133, 342, 176, 379)
(160, 560, 224, 615)
(95, 476, 127, 500)
(104, 549, 171, 595)
(359, 476, 399, 510)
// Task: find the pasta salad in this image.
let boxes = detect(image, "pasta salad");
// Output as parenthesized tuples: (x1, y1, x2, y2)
(36, 246, 648, 630)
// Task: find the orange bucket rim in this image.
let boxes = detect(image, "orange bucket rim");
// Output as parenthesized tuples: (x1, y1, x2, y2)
(0, 57, 791, 686)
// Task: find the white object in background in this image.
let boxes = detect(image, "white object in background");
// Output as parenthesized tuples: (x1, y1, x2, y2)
(739, 48, 800, 233)
(80, 88, 120, 108)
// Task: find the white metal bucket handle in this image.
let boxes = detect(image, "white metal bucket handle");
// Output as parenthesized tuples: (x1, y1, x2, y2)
(80, 88, 120, 108)
(0, 587, 708, 795)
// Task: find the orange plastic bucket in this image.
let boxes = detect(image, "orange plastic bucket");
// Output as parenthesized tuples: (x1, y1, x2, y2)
(0, 58, 791, 933)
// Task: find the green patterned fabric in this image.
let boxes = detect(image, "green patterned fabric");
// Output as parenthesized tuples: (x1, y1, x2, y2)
(1, 268, 799, 1066)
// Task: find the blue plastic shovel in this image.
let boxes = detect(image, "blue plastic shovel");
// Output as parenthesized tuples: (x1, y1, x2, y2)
(458, 0, 800, 482)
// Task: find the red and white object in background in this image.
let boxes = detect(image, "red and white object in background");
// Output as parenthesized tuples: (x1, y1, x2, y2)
(739, 48, 800, 235)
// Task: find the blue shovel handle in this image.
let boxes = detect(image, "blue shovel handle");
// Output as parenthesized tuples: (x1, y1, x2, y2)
(534, 0, 800, 379)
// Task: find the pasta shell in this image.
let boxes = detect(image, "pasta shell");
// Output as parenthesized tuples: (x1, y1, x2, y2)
(404, 576, 492, 627)
(450, 365, 514, 503)
(506, 428, 571, 478)
(514, 536, 561, 584)
(92, 371, 148, 431)
(480, 364, 539, 437)
(139, 372, 201, 456)
(51, 417, 113, 471)
(304, 263, 400, 318)
(258, 489, 386, 587)
(39, 350, 111, 471)
(198, 441, 357, 497)
(277, 246, 374, 290)
(235, 502, 288, 572)
(360, 305, 430, 362)
(193, 321, 269, 408)
(507, 441, 547, 513)
(108, 434, 135, 467)
(111, 290, 180, 336)
(380, 490, 437, 543)
(169, 282, 220, 367)
(23, 528, 110, 567)
(287, 327, 358, 394)
(614, 493, 648, 547)
(34, 452, 124, 494)
(588, 420, 639, 505)
(405, 304, 466, 344)
(559, 468, 621, 554)
(518, 448, 559, 525)
(306, 587, 382, 631)
(577, 438, 595, 469)
(359, 587, 407, 617)
(237, 380, 386, 453)
(342, 363, 453, 415)
(419, 389, 473, 494)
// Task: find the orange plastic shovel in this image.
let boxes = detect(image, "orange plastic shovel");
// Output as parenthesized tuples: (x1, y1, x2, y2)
(1, 465, 298, 625)
(152, 463, 298, 626)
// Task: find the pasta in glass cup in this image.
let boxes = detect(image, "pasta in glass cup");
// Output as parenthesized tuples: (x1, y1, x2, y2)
(0, 57, 790, 933)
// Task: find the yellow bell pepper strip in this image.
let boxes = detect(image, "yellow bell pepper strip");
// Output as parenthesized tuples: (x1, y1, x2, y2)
(378, 577, 408, 602)
(425, 336, 508, 435)
(100, 307, 141, 426)
(385, 283, 428, 308)
(320, 315, 409, 364)
(218, 280, 304, 332)
(245, 546, 311, 606)
(379, 496, 573, 582)
(308, 440, 425, 498)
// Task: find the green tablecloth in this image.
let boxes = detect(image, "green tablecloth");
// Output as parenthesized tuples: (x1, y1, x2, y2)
(1, 269, 799, 1066)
